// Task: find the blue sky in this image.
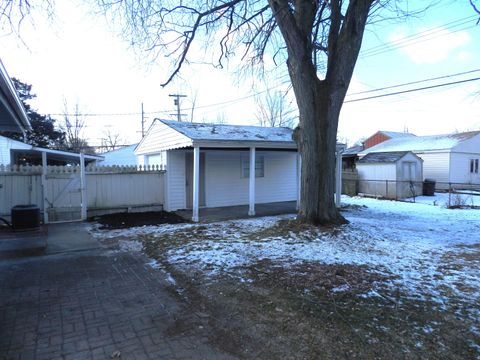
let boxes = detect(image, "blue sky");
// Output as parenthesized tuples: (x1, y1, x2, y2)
(0, 0, 478, 147)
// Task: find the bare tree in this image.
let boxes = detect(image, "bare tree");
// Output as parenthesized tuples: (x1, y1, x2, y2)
(189, 86, 199, 123)
(214, 112, 228, 124)
(92, 0, 386, 225)
(1, 1, 431, 224)
(61, 100, 94, 153)
(255, 89, 296, 128)
(101, 129, 124, 151)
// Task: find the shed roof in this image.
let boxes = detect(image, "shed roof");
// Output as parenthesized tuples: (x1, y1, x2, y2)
(363, 131, 480, 153)
(358, 151, 411, 164)
(160, 119, 294, 143)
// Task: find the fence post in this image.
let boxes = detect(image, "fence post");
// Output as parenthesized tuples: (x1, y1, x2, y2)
(80, 154, 87, 220)
(448, 182, 452, 207)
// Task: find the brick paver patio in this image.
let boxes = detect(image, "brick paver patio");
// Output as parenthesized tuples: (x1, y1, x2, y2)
(0, 249, 234, 360)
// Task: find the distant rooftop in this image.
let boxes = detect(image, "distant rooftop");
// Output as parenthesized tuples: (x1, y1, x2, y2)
(363, 131, 480, 153)
(379, 131, 416, 139)
(161, 119, 294, 143)
(358, 151, 411, 164)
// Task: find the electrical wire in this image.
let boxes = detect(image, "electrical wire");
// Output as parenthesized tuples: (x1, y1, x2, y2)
(345, 76, 480, 103)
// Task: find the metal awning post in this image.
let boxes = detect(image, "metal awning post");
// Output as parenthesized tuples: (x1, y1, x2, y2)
(248, 147, 256, 216)
(80, 153, 87, 220)
(192, 146, 200, 222)
(335, 145, 345, 207)
(41, 151, 48, 224)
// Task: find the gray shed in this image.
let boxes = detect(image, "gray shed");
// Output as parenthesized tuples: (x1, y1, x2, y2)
(357, 151, 423, 199)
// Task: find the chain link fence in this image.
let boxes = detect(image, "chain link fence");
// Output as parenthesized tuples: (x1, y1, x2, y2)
(342, 172, 480, 207)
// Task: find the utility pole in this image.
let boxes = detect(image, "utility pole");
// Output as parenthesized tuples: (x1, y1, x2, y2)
(169, 94, 187, 121)
(141, 103, 145, 138)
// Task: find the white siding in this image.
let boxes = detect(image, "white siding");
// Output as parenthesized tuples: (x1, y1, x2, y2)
(165, 151, 186, 211)
(415, 152, 450, 183)
(357, 163, 396, 181)
(135, 121, 192, 155)
(357, 163, 396, 198)
(0, 136, 31, 164)
(450, 152, 480, 185)
(204, 151, 297, 208)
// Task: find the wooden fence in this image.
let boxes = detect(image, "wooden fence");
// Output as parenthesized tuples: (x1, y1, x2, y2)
(0, 165, 165, 222)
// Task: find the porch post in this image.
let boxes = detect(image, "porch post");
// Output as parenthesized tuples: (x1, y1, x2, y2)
(192, 146, 200, 222)
(41, 151, 48, 225)
(335, 146, 344, 207)
(80, 153, 87, 220)
(296, 152, 301, 211)
(248, 147, 256, 216)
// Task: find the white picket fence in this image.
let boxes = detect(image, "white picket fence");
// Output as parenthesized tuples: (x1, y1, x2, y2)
(0, 165, 165, 222)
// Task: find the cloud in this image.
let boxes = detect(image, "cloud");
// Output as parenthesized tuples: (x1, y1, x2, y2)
(389, 27, 471, 64)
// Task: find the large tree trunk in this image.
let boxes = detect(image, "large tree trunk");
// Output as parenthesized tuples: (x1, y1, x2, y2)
(268, 0, 372, 225)
(289, 60, 346, 225)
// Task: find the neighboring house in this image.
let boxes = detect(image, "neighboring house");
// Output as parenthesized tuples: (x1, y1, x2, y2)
(360, 131, 480, 188)
(0, 134, 103, 166)
(0, 59, 31, 134)
(363, 130, 416, 150)
(343, 130, 415, 170)
(99, 144, 138, 166)
(357, 151, 423, 199)
(135, 119, 345, 221)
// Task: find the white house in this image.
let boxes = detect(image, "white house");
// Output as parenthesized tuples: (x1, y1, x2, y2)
(361, 131, 480, 188)
(99, 144, 138, 166)
(0, 58, 31, 134)
(135, 119, 344, 221)
(357, 151, 423, 199)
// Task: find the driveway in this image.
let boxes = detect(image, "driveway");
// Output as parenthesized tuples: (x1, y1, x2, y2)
(0, 223, 234, 360)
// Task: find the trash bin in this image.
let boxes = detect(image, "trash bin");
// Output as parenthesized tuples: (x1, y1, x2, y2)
(11, 205, 41, 230)
(422, 179, 436, 196)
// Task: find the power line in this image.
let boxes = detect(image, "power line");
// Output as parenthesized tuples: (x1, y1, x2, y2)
(344, 76, 480, 103)
(360, 15, 477, 58)
(347, 68, 480, 96)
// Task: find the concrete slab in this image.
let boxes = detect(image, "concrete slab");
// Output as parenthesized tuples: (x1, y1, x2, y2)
(0, 221, 100, 258)
(45, 221, 100, 254)
(0, 227, 47, 259)
(176, 201, 297, 222)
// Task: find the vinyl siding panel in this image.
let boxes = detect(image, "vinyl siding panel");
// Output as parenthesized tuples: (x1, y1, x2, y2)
(415, 152, 450, 183)
(450, 152, 480, 185)
(135, 121, 192, 155)
(166, 151, 186, 211)
(204, 151, 296, 208)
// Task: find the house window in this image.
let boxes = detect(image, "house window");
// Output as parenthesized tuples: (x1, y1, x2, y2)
(470, 159, 479, 174)
(241, 156, 264, 178)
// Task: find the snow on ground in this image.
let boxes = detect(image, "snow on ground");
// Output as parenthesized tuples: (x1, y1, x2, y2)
(409, 191, 480, 207)
(92, 196, 480, 309)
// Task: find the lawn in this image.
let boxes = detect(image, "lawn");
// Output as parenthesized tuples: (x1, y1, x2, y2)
(91, 196, 480, 359)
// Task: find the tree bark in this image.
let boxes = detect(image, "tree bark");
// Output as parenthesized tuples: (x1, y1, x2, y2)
(289, 59, 345, 225)
(269, 0, 373, 225)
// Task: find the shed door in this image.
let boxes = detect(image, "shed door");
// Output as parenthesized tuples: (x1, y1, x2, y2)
(402, 161, 416, 181)
(185, 152, 205, 209)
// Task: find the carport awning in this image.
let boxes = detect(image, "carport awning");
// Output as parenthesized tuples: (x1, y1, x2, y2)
(13, 148, 103, 164)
